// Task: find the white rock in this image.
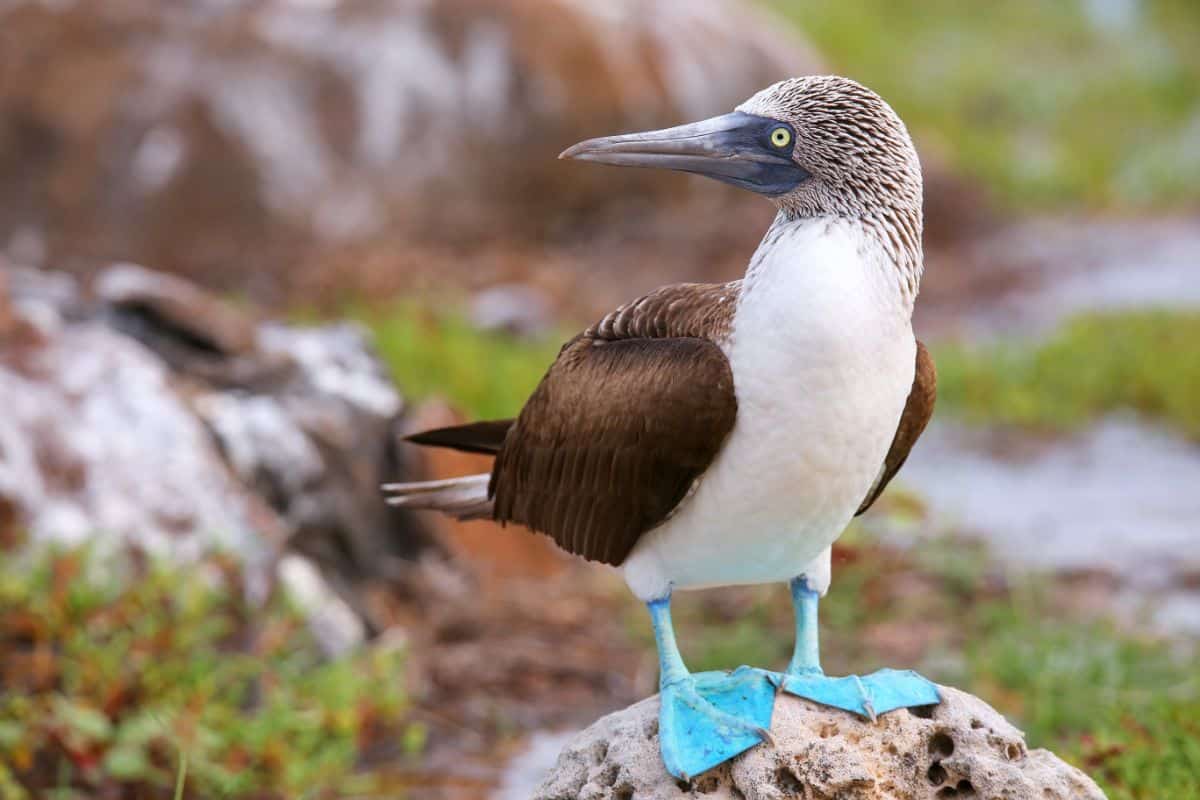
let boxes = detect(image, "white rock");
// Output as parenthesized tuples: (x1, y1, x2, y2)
(534, 687, 1106, 800)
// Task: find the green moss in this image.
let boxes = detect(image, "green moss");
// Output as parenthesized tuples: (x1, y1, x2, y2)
(362, 304, 561, 420)
(0, 547, 412, 800)
(934, 310, 1200, 438)
(768, 0, 1200, 209)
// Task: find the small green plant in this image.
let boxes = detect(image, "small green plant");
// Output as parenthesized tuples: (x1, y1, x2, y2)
(935, 310, 1200, 438)
(0, 546, 411, 799)
(362, 303, 562, 420)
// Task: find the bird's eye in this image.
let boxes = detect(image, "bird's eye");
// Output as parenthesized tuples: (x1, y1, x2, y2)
(770, 126, 792, 149)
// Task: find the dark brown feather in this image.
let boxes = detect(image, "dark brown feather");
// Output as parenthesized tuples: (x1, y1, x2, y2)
(491, 333, 737, 566)
(856, 340, 936, 515)
(591, 281, 740, 343)
(406, 419, 514, 455)
(403, 282, 741, 566)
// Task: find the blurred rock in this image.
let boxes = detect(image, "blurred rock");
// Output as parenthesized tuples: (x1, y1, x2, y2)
(0, 0, 834, 310)
(470, 283, 556, 337)
(0, 260, 438, 653)
(535, 687, 1106, 800)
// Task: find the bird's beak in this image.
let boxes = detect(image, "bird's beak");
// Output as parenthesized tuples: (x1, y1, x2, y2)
(559, 111, 809, 197)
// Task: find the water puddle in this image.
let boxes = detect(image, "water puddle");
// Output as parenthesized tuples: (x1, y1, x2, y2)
(923, 217, 1200, 338)
(898, 419, 1200, 633)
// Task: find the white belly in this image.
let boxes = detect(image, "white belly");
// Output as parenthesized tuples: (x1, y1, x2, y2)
(622, 219, 916, 601)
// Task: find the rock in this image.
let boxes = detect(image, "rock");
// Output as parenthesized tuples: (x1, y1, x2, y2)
(470, 283, 557, 337)
(534, 688, 1106, 800)
(0, 0, 826, 305)
(95, 263, 261, 357)
(0, 260, 438, 652)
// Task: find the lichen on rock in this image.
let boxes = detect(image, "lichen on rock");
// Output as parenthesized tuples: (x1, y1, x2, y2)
(534, 687, 1106, 800)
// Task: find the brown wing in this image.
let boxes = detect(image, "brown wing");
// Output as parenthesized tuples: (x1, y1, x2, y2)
(856, 340, 936, 516)
(490, 332, 737, 566)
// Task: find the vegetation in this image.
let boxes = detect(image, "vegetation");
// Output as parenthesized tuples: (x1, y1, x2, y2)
(364, 304, 561, 420)
(658, 529, 1200, 800)
(366, 304, 1200, 439)
(934, 310, 1200, 439)
(768, 0, 1200, 209)
(0, 547, 413, 800)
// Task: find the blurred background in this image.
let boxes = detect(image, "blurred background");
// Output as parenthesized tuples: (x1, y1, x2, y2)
(0, 0, 1197, 798)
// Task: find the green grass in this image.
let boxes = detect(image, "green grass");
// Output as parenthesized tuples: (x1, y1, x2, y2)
(652, 531, 1199, 800)
(0, 547, 414, 800)
(768, 0, 1200, 209)
(362, 304, 561, 420)
(934, 310, 1200, 438)
(363, 304, 1200, 439)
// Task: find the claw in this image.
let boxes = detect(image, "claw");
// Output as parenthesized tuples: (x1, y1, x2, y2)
(755, 725, 777, 749)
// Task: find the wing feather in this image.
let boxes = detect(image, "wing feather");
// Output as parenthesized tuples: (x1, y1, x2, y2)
(404, 282, 741, 566)
(856, 340, 936, 516)
(491, 335, 736, 565)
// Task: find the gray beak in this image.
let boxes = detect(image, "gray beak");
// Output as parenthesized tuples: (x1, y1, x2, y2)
(559, 111, 809, 196)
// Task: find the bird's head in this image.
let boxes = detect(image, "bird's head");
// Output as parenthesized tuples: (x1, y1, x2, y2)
(560, 75, 922, 225)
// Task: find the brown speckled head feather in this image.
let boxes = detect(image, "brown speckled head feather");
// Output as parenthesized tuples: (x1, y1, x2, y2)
(738, 76, 924, 303)
(856, 340, 936, 515)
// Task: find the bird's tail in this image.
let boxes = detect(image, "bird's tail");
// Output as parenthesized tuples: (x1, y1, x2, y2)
(382, 474, 493, 521)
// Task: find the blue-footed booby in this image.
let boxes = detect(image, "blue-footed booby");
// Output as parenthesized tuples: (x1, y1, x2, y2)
(385, 75, 939, 779)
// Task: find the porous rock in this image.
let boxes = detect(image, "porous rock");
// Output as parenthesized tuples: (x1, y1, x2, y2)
(534, 687, 1106, 800)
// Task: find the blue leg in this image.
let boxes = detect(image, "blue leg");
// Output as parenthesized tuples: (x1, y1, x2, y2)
(773, 576, 940, 719)
(648, 595, 776, 780)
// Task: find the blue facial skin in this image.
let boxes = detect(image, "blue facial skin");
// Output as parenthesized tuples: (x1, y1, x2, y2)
(677, 111, 811, 196)
(560, 110, 810, 197)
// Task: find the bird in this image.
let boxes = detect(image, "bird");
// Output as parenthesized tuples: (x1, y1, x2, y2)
(384, 75, 939, 780)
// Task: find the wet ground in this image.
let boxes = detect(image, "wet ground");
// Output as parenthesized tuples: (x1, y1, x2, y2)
(904, 214, 1200, 635)
(919, 216, 1200, 338)
(900, 418, 1200, 635)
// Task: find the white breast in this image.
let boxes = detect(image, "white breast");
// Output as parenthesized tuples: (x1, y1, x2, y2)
(622, 217, 916, 601)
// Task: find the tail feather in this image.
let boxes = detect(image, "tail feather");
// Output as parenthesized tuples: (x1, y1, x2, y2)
(382, 474, 493, 521)
(405, 420, 513, 455)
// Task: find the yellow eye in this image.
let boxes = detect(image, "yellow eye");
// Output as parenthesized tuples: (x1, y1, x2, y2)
(770, 127, 792, 149)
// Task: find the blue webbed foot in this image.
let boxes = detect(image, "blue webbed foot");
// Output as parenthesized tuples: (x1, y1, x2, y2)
(773, 571, 941, 720)
(774, 667, 940, 720)
(658, 666, 776, 780)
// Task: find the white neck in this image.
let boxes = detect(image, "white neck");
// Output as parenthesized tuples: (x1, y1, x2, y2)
(742, 213, 917, 324)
